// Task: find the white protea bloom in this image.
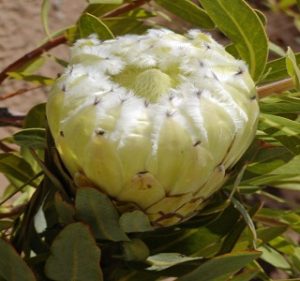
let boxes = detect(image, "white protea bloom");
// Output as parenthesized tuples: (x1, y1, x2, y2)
(46, 29, 259, 227)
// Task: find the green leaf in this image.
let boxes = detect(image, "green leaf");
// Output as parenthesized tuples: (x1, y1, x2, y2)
(12, 129, 46, 149)
(279, 0, 298, 9)
(178, 251, 261, 281)
(54, 193, 75, 225)
(199, 0, 268, 81)
(75, 187, 129, 241)
(88, 0, 123, 3)
(245, 143, 293, 177)
(260, 93, 300, 114)
(271, 155, 300, 175)
(47, 54, 69, 68)
(147, 253, 202, 271)
(219, 204, 259, 254)
(24, 103, 46, 129)
(0, 153, 35, 185)
(269, 175, 300, 190)
(226, 44, 240, 59)
(254, 9, 267, 25)
(256, 226, 288, 244)
(119, 210, 154, 233)
(0, 173, 42, 206)
(231, 197, 257, 247)
(144, 206, 241, 258)
(41, 0, 51, 38)
(45, 223, 103, 281)
(122, 239, 150, 262)
(256, 208, 300, 234)
(104, 16, 147, 36)
(0, 238, 37, 281)
(286, 47, 300, 90)
(262, 53, 300, 84)
(0, 220, 13, 231)
(269, 41, 286, 57)
(259, 113, 300, 154)
(7, 72, 54, 85)
(19, 56, 46, 75)
(78, 13, 114, 39)
(21, 104, 46, 174)
(155, 0, 214, 29)
(258, 245, 291, 270)
(229, 269, 259, 281)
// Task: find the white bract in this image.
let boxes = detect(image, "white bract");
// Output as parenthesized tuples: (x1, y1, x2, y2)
(47, 29, 259, 227)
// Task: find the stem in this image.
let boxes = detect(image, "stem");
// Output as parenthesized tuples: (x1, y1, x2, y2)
(0, 86, 41, 101)
(0, 0, 151, 85)
(0, 172, 43, 206)
(257, 77, 294, 98)
(0, 108, 25, 127)
(0, 36, 66, 84)
(0, 141, 15, 153)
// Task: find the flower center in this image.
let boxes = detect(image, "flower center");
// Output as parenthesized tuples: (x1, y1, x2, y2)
(113, 67, 176, 102)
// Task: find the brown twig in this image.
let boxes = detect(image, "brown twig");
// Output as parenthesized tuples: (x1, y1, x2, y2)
(0, 141, 15, 153)
(0, 172, 43, 206)
(0, 117, 24, 126)
(257, 78, 294, 98)
(0, 85, 42, 101)
(0, 0, 152, 85)
(0, 35, 66, 84)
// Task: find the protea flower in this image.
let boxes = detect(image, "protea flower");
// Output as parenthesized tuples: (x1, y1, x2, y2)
(46, 29, 259, 227)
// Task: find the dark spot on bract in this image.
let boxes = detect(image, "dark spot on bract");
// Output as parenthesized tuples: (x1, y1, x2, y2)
(69, 65, 74, 74)
(94, 97, 101, 105)
(137, 170, 148, 175)
(60, 131, 64, 137)
(166, 110, 175, 117)
(95, 129, 105, 136)
(205, 43, 211, 50)
(212, 72, 219, 81)
(235, 68, 244, 76)
(144, 100, 150, 107)
(199, 61, 204, 67)
(193, 140, 201, 147)
(196, 90, 202, 97)
(147, 184, 152, 189)
(169, 94, 174, 101)
(250, 95, 257, 100)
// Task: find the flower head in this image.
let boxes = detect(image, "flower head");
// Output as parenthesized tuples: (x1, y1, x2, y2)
(47, 29, 259, 227)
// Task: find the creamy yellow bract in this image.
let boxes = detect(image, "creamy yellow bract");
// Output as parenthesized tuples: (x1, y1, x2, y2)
(46, 29, 259, 227)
